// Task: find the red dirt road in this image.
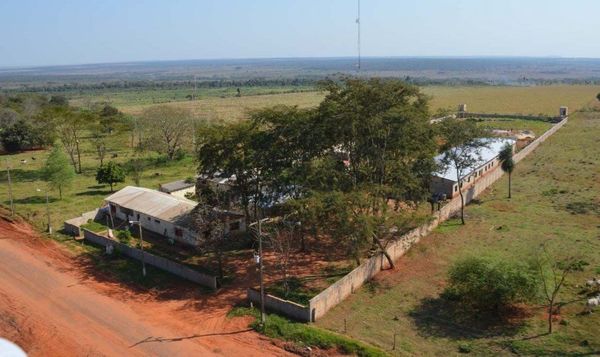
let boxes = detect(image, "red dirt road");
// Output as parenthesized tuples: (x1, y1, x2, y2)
(0, 216, 291, 357)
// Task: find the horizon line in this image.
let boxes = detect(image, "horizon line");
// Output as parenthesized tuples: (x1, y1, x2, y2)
(3, 55, 600, 72)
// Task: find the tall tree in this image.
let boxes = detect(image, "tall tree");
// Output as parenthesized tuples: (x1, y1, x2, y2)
(437, 119, 488, 225)
(42, 144, 75, 199)
(498, 143, 515, 198)
(141, 105, 196, 160)
(96, 161, 126, 192)
(197, 121, 262, 220)
(51, 107, 89, 173)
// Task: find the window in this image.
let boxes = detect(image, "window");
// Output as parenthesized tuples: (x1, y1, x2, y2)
(175, 228, 183, 237)
(136, 214, 140, 220)
(454, 185, 458, 192)
(154, 219, 160, 224)
(229, 221, 240, 231)
(147, 216, 151, 221)
(120, 207, 133, 216)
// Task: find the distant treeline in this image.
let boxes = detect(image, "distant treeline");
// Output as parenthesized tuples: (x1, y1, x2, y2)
(3, 76, 600, 94)
(2, 78, 318, 93)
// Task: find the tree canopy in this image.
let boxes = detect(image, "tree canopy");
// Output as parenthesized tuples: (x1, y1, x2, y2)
(42, 144, 76, 199)
(96, 161, 126, 192)
(197, 78, 439, 263)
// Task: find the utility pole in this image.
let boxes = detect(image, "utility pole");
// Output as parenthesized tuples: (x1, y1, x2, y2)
(45, 189, 52, 233)
(139, 223, 146, 277)
(38, 188, 52, 233)
(5, 160, 14, 216)
(258, 215, 266, 325)
(129, 221, 146, 277)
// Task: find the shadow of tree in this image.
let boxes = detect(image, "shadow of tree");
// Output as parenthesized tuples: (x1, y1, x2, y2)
(75, 189, 112, 197)
(0, 168, 45, 182)
(10, 195, 60, 204)
(409, 297, 526, 340)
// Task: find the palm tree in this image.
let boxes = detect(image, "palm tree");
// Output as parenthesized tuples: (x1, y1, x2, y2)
(498, 143, 515, 198)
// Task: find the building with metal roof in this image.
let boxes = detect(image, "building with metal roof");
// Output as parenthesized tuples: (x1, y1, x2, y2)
(430, 138, 515, 199)
(104, 186, 245, 247)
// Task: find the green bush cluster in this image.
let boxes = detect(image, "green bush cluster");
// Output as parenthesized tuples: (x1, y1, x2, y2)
(442, 256, 538, 313)
(116, 229, 132, 245)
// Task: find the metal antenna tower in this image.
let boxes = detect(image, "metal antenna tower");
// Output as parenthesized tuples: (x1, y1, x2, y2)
(356, 0, 361, 72)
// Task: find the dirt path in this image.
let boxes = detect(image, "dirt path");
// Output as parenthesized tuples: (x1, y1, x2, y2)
(0, 216, 291, 357)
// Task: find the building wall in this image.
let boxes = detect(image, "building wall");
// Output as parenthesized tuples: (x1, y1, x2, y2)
(109, 203, 200, 246)
(108, 203, 246, 247)
(432, 145, 513, 199)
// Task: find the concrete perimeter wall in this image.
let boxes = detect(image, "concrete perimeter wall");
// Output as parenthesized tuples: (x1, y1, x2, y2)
(82, 229, 217, 289)
(64, 209, 100, 236)
(464, 112, 562, 122)
(247, 288, 311, 322)
(305, 117, 569, 321)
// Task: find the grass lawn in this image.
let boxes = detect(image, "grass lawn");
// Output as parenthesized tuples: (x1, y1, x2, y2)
(471, 117, 553, 136)
(317, 108, 600, 356)
(116, 85, 600, 122)
(68, 85, 316, 109)
(425, 85, 600, 116)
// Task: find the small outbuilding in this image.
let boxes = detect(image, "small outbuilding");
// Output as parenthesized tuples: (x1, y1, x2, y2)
(159, 179, 196, 198)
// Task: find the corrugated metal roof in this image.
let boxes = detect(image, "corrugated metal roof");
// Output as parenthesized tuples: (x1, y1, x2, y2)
(159, 179, 195, 193)
(434, 138, 515, 182)
(105, 186, 196, 223)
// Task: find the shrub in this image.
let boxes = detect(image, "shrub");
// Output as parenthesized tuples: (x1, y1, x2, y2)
(116, 229, 132, 245)
(96, 161, 126, 192)
(442, 256, 538, 314)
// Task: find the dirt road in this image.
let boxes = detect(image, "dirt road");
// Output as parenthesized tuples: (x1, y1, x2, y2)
(0, 216, 290, 356)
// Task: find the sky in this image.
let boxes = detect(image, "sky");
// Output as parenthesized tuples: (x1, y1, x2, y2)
(0, 0, 599, 68)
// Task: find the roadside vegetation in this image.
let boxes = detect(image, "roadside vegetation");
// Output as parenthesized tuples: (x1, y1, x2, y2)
(228, 307, 388, 357)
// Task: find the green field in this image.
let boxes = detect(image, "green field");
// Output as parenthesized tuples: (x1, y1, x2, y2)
(317, 109, 600, 356)
(116, 85, 600, 123)
(472, 118, 553, 136)
(68, 85, 315, 108)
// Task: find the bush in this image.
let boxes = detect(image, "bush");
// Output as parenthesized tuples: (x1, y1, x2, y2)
(116, 229, 132, 245)
(442, 256, 538, 314)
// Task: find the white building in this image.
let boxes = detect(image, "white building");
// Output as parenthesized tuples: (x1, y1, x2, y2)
(430, 138, 516, 199)
(104, 186, 245, 247)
